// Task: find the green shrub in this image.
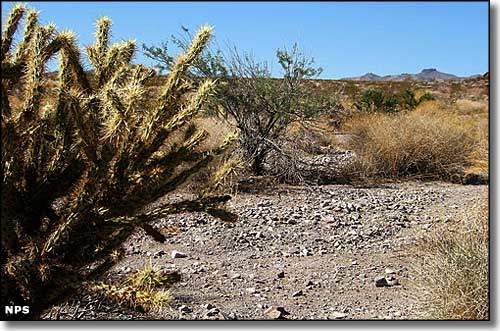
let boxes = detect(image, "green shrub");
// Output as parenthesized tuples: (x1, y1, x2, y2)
(355, 88, 435, 113)
(356, 88, 391, 112)
(1, 4, 236, 319)
(144, 31, 341, 176)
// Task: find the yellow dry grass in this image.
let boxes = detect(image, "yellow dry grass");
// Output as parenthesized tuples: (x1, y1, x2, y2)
(344, 99, 487, 180)
(415, 197, 489, 320)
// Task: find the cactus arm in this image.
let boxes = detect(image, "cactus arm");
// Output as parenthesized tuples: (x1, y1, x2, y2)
(1, 4, 25, 58)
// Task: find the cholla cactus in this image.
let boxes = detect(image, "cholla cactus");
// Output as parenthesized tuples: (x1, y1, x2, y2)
(1, 4, 236, 319)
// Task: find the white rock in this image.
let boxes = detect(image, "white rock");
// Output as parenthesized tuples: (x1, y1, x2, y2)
(330, 311, 348, 319)
(171, 250, 188, 258)
(385, 268, 397, 275)
(246, 287, 257, 294)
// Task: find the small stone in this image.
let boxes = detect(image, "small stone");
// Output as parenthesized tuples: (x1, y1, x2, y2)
(386, 275, 400, 286)
(301, 248, 312, 256)
(171, 250, 188, 258)
(231, 273, 242, 280)
(179, 305, 192, 313)
(246, 287, 257, 294)
(203, 303, 215, 310)
(120, 266, 131, 273)
(292, 290, 303, 297)
(264, 306, 289, 319)
(206, 307, 220, 316)
(221, 311, 237, 320)
(375, 276, 389, 287)
(330, 311, 348, 319)
(154, 250, 167, 257)
(385, 268, 397, 275)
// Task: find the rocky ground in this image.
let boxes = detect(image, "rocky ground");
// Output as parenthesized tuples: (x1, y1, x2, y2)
(44, 179, 488, 320)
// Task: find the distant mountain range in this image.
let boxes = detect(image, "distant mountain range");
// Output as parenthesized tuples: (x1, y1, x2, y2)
(343, 68, 482, 82)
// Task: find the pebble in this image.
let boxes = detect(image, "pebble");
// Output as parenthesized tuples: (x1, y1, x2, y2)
(301, 248, 313, 256)
(171, 250, 188, 258)
(374, 276, 389, 287)
(330, 311, 348, 319)
(375, 275, 400, 287)
(203, 303, 215, 310)
(385, 268, 397, 275)
(111, 175, 481, 320)
(221, 311, 237, 320)
(206, 308, 220, 316)
(246, 287, 257, 294)
(179, 305, 192, 313)
(386, 275, 400, 286)
(264, 306, 290, 319)
(154, 250, 167, 257)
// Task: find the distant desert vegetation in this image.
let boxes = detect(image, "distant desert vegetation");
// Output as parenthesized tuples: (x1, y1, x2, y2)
(2, 3, 488, 321)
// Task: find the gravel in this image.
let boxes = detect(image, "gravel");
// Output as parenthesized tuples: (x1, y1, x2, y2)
(45, 180, 487, 320)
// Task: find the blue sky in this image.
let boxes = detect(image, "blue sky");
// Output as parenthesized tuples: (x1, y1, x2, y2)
(1, 1, 489, 78)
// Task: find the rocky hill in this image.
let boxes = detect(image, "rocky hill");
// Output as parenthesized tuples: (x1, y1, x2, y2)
(344, 68, 481, 82)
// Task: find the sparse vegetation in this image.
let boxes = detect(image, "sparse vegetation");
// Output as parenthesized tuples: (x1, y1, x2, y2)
(415, 197, 488, 320)
(89, 263, 180, 313)
(1, 2, 489, 321)
(1, 4, 237, 318)
(146, 32, 340, 177)
(355, 88, 434, 113)
(344, 107, 477, 180)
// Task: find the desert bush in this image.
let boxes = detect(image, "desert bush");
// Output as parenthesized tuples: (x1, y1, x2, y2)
(286, 119, 337, 154)
(145, 31, 340, 176)
(1, 4, 237, 319)
(355, 88, 392, 113)
(355, 88, 434, 113)
(345, 110, 476, 180)
(210, 44, 339, 175)
(415, 198, 488, 319)
(415, 99, 488, 178)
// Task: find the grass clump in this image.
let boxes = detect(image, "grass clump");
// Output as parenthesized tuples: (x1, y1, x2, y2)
(344, 107, 477, 180)
(415, 199, 489, 320)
